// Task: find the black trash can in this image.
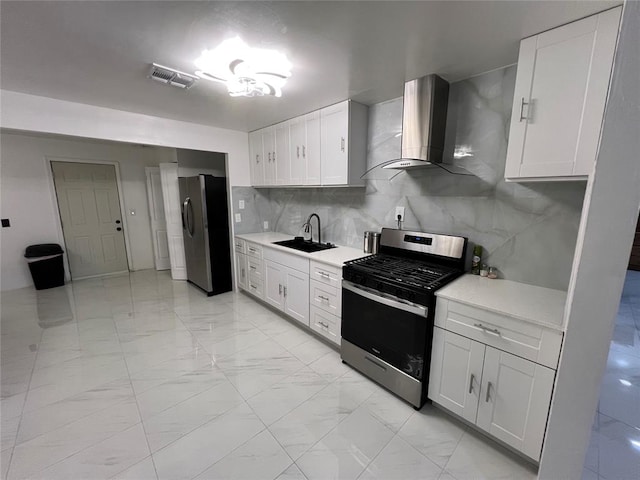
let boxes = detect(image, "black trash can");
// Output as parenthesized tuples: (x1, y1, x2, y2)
(25, 244, 65, 290)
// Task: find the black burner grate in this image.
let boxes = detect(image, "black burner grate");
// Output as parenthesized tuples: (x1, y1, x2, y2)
(347, 254, 453, 289)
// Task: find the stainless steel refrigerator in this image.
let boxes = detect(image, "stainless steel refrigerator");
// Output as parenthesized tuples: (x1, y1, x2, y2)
(179, 175, 232, 296)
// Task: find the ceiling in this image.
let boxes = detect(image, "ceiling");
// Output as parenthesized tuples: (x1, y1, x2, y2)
(0, 1, 619, 132)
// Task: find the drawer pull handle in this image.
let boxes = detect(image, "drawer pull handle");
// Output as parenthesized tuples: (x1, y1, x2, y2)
(474, 323, 501, 336)
(250, 284, 257, 289)
(318, 295, 330, 302)
(485, 381, 493, 403)
(519, 97, 530, 122)
(318, 271, 330, 278)
(248, 247, 257, 253)
(319, 321, 329, 328)
(469, 373, 475, 394)
(250, 266, 257, 270)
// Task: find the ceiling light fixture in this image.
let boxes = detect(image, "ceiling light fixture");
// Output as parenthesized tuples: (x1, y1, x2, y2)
(194, 37, 292, 98)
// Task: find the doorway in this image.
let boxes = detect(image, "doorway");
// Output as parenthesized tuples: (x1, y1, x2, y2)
(51, 161, 129, 279)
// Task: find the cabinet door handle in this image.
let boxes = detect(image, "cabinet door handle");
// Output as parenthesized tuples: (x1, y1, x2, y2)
(256, 154, 260, 164)
(468, 373, 475, 394)
(273, 151, 276, 162)
(268, 152, 271, 162)
(241, 268, 245, 279)
(340, 137, 345, 152)
(302, 145, 306, 158)
(283, 286, 287, 297)
(519, 97, 529, 122)
(485, 381, 493, 403)
(279, 284, 282, 295)
(473, 323, 501, 336)
(296, 146, 300, 159)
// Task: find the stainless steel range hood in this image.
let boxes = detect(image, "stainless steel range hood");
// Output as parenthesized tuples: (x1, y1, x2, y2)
(383, 74, 450, 170)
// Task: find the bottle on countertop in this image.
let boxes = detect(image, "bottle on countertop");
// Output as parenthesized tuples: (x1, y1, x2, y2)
(471, 245, 483, 275)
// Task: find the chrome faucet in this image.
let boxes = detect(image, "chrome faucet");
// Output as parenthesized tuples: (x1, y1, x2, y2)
(303, 213, 321, 244)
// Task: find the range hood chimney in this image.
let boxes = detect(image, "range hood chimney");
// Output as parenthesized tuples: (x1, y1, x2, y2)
(383, 74, 450, 170)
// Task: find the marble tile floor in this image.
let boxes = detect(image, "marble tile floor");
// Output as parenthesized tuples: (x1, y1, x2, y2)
(1, 270, 538, 480)
(583, 270, 640, 480)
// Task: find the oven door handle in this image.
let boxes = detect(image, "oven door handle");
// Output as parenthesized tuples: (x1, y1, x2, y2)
(342, 281, 428, 317)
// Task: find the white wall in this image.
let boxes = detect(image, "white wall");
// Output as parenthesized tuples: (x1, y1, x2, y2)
(0, 90, 251, 186)
(0, 132, 173, 290)
(176, 149, 226, 177)
(539, 1, 640, 478)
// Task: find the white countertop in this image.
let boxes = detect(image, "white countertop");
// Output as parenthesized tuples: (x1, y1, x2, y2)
(435, 274, 567, 331)
(235, 232, 370, 268)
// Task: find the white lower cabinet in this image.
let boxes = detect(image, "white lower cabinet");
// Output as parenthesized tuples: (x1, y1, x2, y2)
(264, 250, 310, 326)
(310, 306, 340, 345)
(429, 326, 556, 461)
(235, 237, 345, 346)
(236, 241, 264, 299)
(236, 252, 248, 291)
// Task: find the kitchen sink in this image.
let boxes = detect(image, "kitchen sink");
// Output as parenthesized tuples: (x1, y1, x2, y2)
(272, 237, 337, 253)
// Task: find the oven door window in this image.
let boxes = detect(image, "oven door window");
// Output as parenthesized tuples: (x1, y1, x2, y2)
(341, 287, 430, 380)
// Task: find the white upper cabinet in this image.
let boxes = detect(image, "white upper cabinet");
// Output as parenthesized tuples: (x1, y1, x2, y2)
(320, 102, 349, 185)
(248, 100, 367, 187)
(505, 7, 621, 181)
(305, 111, 322, 185)
(248, 130, 264, 186)
(275, 121, 291, 185)
(320, 100, 368, 186)
(289, 116, 306, 185)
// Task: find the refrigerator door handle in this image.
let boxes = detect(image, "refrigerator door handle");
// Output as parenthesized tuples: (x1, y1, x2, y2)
(185, 197, 194, 238)
(181, 200, 187, 231)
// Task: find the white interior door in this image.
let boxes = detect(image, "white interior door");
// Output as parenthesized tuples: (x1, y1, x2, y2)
(145, 167, 170, 271)
(159, 163, 186, 280)
(51, 161, 128, 279)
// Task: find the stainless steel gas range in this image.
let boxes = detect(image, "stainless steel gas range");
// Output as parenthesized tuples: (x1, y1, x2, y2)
(341, 228, 467, 409)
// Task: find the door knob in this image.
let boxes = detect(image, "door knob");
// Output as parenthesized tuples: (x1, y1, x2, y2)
(117, 227, 122, 231)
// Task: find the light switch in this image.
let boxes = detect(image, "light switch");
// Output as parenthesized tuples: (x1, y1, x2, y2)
(239, 200, 245, 210)
(235, 213, 242, 223)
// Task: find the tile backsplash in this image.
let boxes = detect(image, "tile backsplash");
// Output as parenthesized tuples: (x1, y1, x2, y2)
(232, 65, 585, 291)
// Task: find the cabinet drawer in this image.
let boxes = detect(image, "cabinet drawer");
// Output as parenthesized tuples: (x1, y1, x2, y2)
(310, 279, 341, 317)
(310, 261, 342, 288)
(246, 242, 262, 259)
(247, 278, 264, 299)
(310, 305, 340, 345)
(247, 257, 263, 283)
(234, 238, 246, 254)
(435, 299, 563, 370)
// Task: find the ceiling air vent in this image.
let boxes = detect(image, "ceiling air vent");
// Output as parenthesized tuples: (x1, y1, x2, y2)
(148, 63, 198, 89)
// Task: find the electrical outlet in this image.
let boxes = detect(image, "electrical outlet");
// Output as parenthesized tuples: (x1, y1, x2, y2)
(395, 206, 405, 221)
(263, 221, 269, 230)
(234, 213, 242, 223)
(239, 200, 245, 210)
